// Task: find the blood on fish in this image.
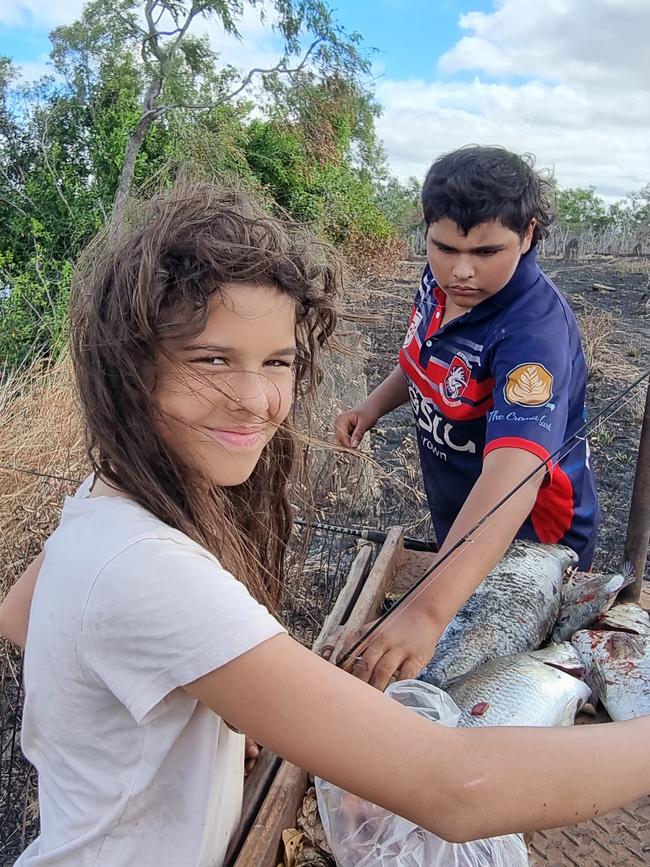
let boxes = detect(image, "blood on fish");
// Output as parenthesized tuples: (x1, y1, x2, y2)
(470, 701, 490, 716)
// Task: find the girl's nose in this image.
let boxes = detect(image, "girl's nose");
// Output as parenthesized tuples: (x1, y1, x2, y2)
(222, 371, 279, 417)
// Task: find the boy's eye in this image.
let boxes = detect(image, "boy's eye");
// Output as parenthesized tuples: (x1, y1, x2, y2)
(477, 249, 498, 257)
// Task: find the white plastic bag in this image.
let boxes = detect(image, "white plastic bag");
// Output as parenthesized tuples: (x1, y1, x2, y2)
(315, 680, 529, 866)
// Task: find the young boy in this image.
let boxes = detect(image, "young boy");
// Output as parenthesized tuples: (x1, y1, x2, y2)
(335, 145, 599, 690)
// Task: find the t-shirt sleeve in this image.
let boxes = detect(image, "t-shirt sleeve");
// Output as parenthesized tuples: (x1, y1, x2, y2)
(401, 265, 435, 355)
(484, 310, 571, 476)
(80, 538, 285, 724)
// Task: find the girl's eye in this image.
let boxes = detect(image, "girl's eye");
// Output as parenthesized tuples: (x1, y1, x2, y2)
(193, 357, 227, 367)
(266, 359, 294, 369)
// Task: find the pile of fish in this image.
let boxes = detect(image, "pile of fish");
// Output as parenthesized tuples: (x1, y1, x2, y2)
(416, 539, 648, 728)
(313, 542, 649, 867)
(572, 603, 650, 720)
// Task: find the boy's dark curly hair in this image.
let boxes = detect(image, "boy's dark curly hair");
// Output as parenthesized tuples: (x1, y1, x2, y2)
(421, 145, 555, 245)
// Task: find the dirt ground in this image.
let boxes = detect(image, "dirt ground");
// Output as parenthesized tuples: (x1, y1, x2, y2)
(358, 254, 650, 577)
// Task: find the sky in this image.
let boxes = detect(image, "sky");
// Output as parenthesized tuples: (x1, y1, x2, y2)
(1, 0, 648, 201)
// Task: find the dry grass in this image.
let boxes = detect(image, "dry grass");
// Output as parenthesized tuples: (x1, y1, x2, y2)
(0, 357, 86, 602)
(577, 309, 640, 382)
(342, 232, 407, 279)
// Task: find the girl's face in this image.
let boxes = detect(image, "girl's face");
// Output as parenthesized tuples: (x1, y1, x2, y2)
(154, 282, 297, 486)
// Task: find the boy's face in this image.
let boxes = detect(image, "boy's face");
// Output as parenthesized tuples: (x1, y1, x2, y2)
(426, 218, 535, 311)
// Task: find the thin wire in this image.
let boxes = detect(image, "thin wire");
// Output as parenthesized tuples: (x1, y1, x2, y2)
(0, 464, 81, 484)
(337, 370, 649, 669)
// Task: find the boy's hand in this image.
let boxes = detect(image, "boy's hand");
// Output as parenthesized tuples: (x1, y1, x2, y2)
(324, 608, 444, 692)
(334, 405, 377, 448)
(244, 736, 260, 775)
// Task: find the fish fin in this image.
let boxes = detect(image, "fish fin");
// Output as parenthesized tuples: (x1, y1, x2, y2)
(620, 560, 636, 587)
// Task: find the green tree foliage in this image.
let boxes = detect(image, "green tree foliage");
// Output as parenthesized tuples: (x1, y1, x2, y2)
(556, 186, 610, 232)
(375, 176, 422, 233)
(555, 184, 649, 244)
(245, 76, 397, 242)
(1, 0, 408, 369)
(608, 183, 650, 235)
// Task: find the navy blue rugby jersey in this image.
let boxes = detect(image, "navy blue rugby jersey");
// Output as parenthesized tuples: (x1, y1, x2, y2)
(398, 248, 599, 569)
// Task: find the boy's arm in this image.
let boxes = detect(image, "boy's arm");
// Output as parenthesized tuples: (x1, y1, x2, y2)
(0, 551, 43, 649)
(335, 364, 410, 448)
(342, 447, 544, 690)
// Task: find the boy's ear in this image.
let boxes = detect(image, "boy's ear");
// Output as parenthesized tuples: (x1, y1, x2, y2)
(522, 219, 537, 253)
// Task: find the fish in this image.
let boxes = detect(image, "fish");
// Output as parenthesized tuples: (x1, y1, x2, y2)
(551, 564, 635, 642)
(446, 644, 591, 728)
(595, 602, 650, 635)
(571, 628, 650, 720)
(418, 540, 577, 688)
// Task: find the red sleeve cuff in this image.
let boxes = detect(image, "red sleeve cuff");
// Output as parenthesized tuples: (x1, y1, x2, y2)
(484, 436, 555, 482)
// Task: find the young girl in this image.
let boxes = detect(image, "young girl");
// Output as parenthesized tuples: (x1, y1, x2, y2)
(2, 182, 650, 867)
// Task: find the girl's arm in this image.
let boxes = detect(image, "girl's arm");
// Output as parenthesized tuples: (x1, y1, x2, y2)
(0, 551, 43, 649)
(185, 632, 650, 844)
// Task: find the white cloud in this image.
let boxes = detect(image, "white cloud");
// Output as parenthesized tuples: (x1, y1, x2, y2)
(0, 0, 85, 27)
(197, 4, 285, 76)
(5, 0, 647, 200)
(15, 58, 52, 82)
(377, 0, 650, 199)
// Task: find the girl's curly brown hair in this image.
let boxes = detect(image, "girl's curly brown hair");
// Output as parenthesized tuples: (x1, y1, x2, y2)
(70, 181, 339, 610)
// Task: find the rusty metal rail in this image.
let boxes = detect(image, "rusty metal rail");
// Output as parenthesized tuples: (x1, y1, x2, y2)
(622, 379, 650, 601)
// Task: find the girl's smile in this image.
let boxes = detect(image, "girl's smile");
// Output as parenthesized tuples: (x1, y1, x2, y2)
(203, 427, 265, 449)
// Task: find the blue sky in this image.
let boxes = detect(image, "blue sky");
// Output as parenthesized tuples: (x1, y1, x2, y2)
(333, 0, 494, 80)
(0, 22, 49, 66)
(0, 0, 494, 80)
(1, 0, 648, 198)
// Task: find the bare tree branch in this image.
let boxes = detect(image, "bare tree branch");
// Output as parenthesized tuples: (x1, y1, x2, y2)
(163, 37, 322, 113)
(39, 115, 75, 219)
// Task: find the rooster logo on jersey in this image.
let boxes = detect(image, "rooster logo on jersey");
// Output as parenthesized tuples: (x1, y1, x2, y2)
(442, 354, 471, 406)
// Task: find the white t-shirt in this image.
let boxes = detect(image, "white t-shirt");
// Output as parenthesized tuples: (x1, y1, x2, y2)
(17, 480, 285, 867)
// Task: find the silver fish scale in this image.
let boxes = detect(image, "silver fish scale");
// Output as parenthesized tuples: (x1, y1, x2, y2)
(418, 540, 577, 688)
(596, 602, 650, 635)
(572, 629, 650, 721)
(447, 646, 591, 728)
(552, 570, 628, 642)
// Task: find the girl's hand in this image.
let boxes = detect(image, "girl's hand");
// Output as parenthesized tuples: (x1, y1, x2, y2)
(334, 405, 377, 448)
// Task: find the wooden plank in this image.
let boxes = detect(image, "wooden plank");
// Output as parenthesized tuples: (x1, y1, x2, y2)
(640, 582, 650, 612)
(312, 542, 373, 655)
(224, 749, 282, 866)
(232, 539, 378, 867)
(391, 549, 436, 596)
(331, 526, 404, 664)
(233, 762, 309, 867)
